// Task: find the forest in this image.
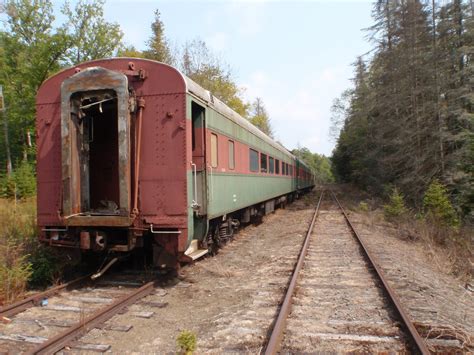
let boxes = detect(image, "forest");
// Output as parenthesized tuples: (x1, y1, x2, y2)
(332, 0, 473, 224)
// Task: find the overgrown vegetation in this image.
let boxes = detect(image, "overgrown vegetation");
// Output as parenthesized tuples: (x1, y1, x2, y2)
(0, 198, 63, 304)
(383, 187, 408, 220)
(379, 182, 470, 279)
(176, 330, 197, 355)
(0, 160, 36, 198)
(331, 0, 473, 225)
(423, 179, 459, 228)
(0, 198, 34, 303)
(344, 183, 471, 280)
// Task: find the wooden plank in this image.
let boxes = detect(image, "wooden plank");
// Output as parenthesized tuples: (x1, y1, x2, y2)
(68, 296, 113, 304)
(96, 324, 133, 332)
(426, 338, 462, 348)
(69, 342, 111, 352)
(41, 305, 84, 312)
(13, 319, 132, 332)
(300, 332, 401, 343)
(138, 301, 168, 308)
(0, 333, 46, 344)
(131, 311, 154, 318)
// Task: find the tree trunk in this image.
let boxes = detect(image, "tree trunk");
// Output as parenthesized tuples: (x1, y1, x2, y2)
(432, 0, 445, 174)
(2, 109, 13, 176)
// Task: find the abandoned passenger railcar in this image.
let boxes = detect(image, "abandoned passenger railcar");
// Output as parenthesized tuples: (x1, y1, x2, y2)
(36, 58, 314, 268)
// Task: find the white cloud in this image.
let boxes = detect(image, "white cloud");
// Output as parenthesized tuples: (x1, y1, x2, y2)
(205, 32, 230, 52)
(241, 65, 351, 155)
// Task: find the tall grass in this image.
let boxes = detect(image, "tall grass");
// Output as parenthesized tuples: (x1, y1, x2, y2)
(0, 198, 36, 304)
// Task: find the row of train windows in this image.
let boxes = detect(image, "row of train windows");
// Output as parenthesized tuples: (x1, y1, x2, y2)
(210, 133, 294, 176)
(249, 148, 293, 175)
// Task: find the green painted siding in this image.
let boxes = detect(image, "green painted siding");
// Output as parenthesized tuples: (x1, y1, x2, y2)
(207, 173, 293, 218)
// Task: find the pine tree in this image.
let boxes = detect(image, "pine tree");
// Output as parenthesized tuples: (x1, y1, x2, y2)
(143, 10, 174, 64)
(249, 98, 273, 137)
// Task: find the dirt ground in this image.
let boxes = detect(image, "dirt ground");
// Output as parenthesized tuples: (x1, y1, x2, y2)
(79, 194, 316, 353)
(2, 189, 472, 353)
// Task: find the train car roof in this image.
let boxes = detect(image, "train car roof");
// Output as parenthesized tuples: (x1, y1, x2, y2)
(183, 76, 295, 159)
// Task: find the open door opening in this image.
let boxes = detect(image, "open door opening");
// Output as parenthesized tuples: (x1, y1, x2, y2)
(61, 66, 131, 224)
(71, 90, 120, 214)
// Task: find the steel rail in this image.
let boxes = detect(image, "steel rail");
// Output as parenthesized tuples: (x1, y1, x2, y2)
(31, 280, 155, 354)
(265, 190, 324, 355)
(0, 275, 91, 319)
(330, 191, 430, 355)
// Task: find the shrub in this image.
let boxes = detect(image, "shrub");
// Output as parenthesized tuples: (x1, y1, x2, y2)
(28, 246, 61, 288)
(0, 161, 36, 199)
(358, 201, 369, 212)
(176, 330, 197, 354)
(423, 180, 459, 227)
(384, 187, 407, 219)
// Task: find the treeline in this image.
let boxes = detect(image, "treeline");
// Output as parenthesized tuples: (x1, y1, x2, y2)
(292, 148, 334, 184)
(1, 0, 312, 195)
(331, 0, 473, 222)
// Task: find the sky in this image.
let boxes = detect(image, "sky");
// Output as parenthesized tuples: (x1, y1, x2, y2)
(70, 0, 374, 155)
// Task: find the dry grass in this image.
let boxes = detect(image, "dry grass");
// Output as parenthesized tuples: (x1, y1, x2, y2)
(0, 198, 37, 304)
(335, 184, 473, 283)
(400, 218, 473, 282)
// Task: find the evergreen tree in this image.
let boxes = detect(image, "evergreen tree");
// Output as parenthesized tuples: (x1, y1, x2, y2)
(332, 0, 473, 222)
(143, 10, 174, 65)
(249, 98, 273, 137)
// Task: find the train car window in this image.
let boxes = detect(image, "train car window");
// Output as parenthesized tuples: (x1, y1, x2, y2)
(290, 165, 293, 176)
(191, 102, 205, 152)
(249, 149, 259, 172)
(269, 157, 275, 174)
(228, 140, 235, 170)
(260, 153, 267, 173)
(282, 162, 286, 175)
(286, 163, 289, 175)
(275, 159, 280, 174)
(211, 133, 218, 168)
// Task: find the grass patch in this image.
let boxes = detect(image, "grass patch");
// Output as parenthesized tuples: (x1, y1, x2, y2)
(0, 198, 62, 304)
(176, 330, 197, 354)
(0, 198, 36, 304)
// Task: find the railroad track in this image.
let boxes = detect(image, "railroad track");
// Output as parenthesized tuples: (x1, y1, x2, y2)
(0, 273, 163, 353)
(265, 190, 430, 354)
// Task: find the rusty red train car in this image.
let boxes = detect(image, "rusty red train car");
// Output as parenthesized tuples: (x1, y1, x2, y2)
(36, 58, 314, 268)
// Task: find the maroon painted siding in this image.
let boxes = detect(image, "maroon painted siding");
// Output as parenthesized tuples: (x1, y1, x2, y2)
(36, 58, 189, 250)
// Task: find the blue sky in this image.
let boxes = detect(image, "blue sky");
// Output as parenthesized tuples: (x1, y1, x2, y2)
(102, 0, 374, 156)
(56, 0, 374, 155)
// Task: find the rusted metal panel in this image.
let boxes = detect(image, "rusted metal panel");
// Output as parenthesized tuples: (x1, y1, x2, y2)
(36, 59, 189, 253)
(65, 216, 134, 227)
(139, 93, 187, 218)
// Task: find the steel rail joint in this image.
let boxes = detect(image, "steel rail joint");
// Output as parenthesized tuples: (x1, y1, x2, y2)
(265, 190, 325, 355)
(330, 191, 430, 355)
